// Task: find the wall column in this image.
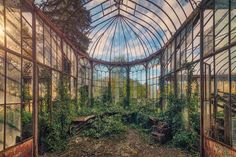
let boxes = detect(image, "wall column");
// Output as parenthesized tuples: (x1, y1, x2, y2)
(32, 4, 38, 157)
(89, 61, 94, 105)
(200, 3, 205, 157)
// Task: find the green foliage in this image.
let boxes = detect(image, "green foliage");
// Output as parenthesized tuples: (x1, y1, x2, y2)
(22, 111, 33, 140)
(79, 99, 160, 139)
(157, 94, 186, 134)
(81, 115, 126, 138)
(156, 65, 200, 153)
(100, 86, 112, 103)
(39, 75, 75, 153)
(79, 85, 89, 106)
(172, 129, 199, 152)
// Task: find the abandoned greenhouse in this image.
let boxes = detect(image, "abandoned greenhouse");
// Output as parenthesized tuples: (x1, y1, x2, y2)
(0, 0, 235, 156)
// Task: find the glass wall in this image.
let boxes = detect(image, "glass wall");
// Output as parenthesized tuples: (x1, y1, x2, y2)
(0, 0, 87, 153)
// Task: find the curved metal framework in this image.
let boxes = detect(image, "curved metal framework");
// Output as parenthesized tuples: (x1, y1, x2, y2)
(83, 0, 200, 63)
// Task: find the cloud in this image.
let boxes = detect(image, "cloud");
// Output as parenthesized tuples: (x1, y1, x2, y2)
(86, 0, 197, 62)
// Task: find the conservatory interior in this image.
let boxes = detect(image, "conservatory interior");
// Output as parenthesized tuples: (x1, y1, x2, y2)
(0, 0, 235, 156)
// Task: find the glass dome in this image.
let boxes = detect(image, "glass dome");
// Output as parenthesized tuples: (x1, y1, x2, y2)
(83, 0, 200, 63)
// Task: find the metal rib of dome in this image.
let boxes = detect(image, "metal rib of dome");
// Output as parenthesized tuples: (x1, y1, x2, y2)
(82, 0, 200, 63)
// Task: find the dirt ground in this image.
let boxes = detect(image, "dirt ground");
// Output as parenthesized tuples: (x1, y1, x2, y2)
(42, 129, 193, 157)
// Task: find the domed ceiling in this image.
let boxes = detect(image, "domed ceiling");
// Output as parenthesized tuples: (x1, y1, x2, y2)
(83, 0, 200, 63)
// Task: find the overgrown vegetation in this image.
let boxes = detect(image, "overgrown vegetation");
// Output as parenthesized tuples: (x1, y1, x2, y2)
(78, 65, 200, 154)
(37, 64, 199, 156)
(39, 75, 76, 153)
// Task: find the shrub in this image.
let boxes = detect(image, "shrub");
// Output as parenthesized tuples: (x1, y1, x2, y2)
(81, 115, 126, 138)
(172, 130, 199, 152)
(39, 76, 75, 153)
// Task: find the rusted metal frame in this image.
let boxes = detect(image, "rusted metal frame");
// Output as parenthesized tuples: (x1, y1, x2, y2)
(119, 18, 131, 61)
(103, 19, 121, 61)
(192, 21, 194, 62)
(185, 27, 188, 65)
(3, 0, 6, 150)
(90, 61, 93, 105)
(93, 21, 118, 61)
(92, 22, 116, 60)
(212, 0, 217, 136)
(27, 0, 88, 58)
(129, 0, 173, 36)
(81, 0, 93, 6)
(133, 3, 137, 15)
(119, 9, 164, 47)
(184, 25, 193, 61)
(120, 3, 168, 42)
(120, 13, 162, 47)
(180, 11, 213, 62)
(215, 53, 229, 74)
(89, 34, 112, 59)
(189, 0, 195, 10)
(122, 14, 158, 51)
(90, 3, 116, 19)
(101, 4, 104, 16)
(109, 19, 119, 61)
(75, 54, 78, 112)
(220, 53, 236, 75)
(146, 0, 177, 31)
(91, 8, 117, 24)
(86, 0, 109, 11)
(144, 63, 148, 99)
(89, 16, 118, 58)
(32, 1, 38, 156)
(90, 6, 201, 66)
(122, 18, 150, 58)
(20, 0, 23, 140)
(228, 0, 232, 146)
(49, 23, 53, 121)
(121, 18, 142, 60)
(126, 66, 130, 105)
(200, 2, 205, 156)
(176, 0, 188, 18)
(89, 15, 117, 33)
(191, 0, 198, 8)
(160, 53, 164, 110)
(119, 10, 163, 48)
(174, 38, 178, 96)
(90, 16, 117, 41)
(164, 0, 182, 25)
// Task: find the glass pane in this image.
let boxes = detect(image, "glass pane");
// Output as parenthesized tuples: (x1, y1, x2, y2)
(52, 71, 59, 101)
(0, 49, 4, 104)
(6, 53, 21, 104)
(231, 46, 236, 148)
(0, 49, 3, 151)
(0, 0, 4, 46)
(22, 59, 33, 140)
(215, 0, 229, 50)
(22, 3, 33, 57)
(5, 0, 21, 53)
(0, 105, 3, 151)
(231, 0, 236, 43)
(36, 17, 44, 63)
(5, 104, 21, 148)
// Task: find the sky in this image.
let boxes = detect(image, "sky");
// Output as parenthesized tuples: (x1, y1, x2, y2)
(84, 0, 200, 62)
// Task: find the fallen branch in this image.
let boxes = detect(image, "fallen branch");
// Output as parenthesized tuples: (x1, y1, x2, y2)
(70, 111, 120, 134)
